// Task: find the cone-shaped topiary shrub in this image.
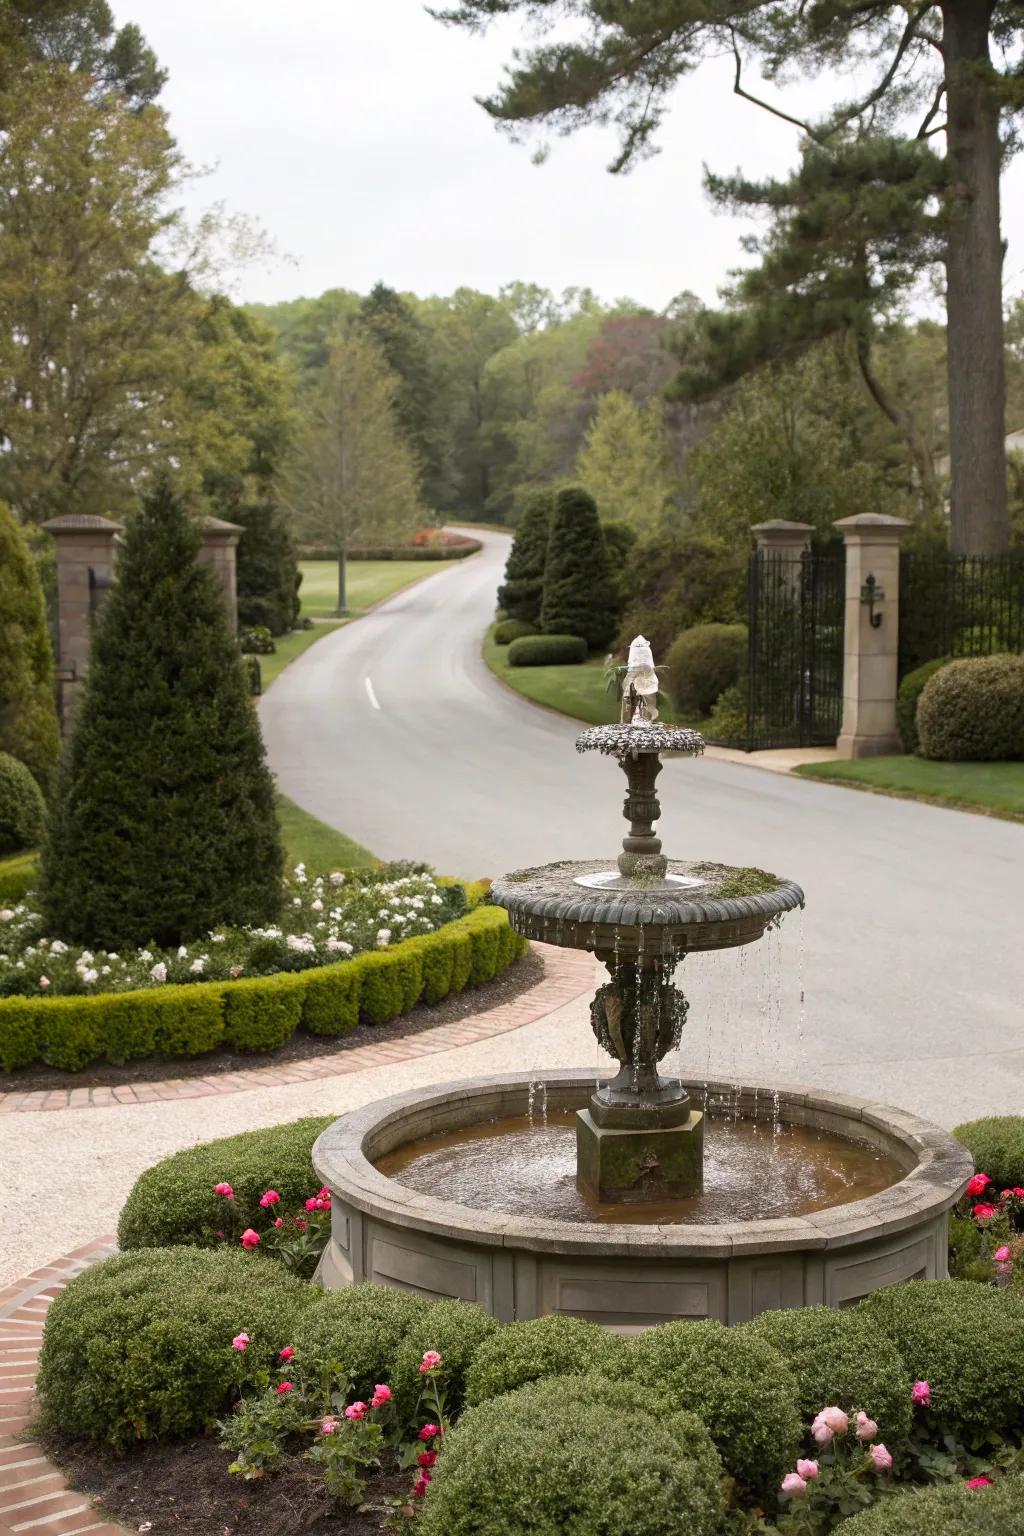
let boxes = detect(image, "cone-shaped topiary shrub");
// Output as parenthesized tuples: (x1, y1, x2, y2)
(0, 751, 46, 854)
(497, 490, 553, 624)
(234, 495, 301, 635)
(0, 502, 60, 797)
(38, 475, 283, 949)
(539, 486, 619, 648)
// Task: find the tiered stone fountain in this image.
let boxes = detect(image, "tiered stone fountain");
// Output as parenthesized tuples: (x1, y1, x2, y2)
(314, 642, 970, 1325)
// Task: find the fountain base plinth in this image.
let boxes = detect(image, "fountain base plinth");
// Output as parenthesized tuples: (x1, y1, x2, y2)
(576, 1107, 704, 1204)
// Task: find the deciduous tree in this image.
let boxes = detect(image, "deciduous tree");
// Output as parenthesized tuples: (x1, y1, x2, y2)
(0, 502, 60, 797)
(577, 390, 676, 534)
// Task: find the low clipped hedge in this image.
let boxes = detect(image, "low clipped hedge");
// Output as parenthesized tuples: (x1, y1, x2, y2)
(745, 1305, 912, 1451)
(493, 618, 538, 645)
(857, 1280, 1024, 1438)
(624, 1318, 801, 1494)
(36, 1248, 313, 1451)
(0, 903, 527, 1073)
(953, 1114, 1024, 1193)
(464, 1313, 624, 1406)
(665, 622, 748, 718)
(298, 540, 481, 561)
(291, 1284, 428, 1401)
(0, 751, 46, 855)
(836, 1475, 1024, 1535)
(507, 633, 587, 667)
(896, 657, 947, 754)
(916, 653, 1024, 761)
(418, 1375, 725, 1536)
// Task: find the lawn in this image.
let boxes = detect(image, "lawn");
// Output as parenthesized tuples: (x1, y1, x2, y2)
(794, 755, 1024, 820)
(299, 557, 463, 619)
(276, 793, 375, 869)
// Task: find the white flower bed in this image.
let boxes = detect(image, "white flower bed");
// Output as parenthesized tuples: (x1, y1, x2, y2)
(0, 864, 459, 1000)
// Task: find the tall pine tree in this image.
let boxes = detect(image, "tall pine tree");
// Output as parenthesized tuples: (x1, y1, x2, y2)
(39, 477, 283, 948)
(497, 489, 553, 623)
(540, 486, 619, 648)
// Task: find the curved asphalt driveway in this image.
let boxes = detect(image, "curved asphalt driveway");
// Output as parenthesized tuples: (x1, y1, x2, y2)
(262, 532, 1024, 1125)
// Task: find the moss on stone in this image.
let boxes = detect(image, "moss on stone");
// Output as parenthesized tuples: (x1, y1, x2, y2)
(691, 863, 782, 899)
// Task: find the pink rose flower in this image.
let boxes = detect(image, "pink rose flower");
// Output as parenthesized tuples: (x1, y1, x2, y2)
(912, 1381, 931, 1406)
(855, 1412, 878, 1442)
(994, 1245, 1012, 1263)
(240, 1228, 261, 1249)
(344, 1401, 367, 1420)
(1013, 1187, 1024, 1199)
(965, 1173, 990, 1198)
(305, 1197, 318, 1212)
(320, 1417, 339, 1434)
(229, 965, 243, 978)
(274, 1217, 283, 1228)
(796, 1459, 819, 1480)
(260, 1190, 281, 1208)
(418, 1424, 440, 1441)
(417, 1450, 437, 1468)
(279, 1346, 295, 1361)
(972, 1202, 998, 1222)
(869, 1443, 893, 1472)
(231, 1332, 250, 1352)
(371, 1384, 392, 1407)
(419, 1350, 442, 1374)
(39, 976, 50, 990)
(781, 1472, 808, 1498)
(294, 1218, 308, 1231)
(412, 1474, 432, 1498)
(214, 1182, 234, 1199)
(811, 1420, 834, 1447)
(811, 1406, 848, 1444)
(966, 1476, 993, 1489)
(275, 1381, 293, 1395)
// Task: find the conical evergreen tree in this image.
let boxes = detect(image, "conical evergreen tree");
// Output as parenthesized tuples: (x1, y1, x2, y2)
(234, 494, 300, 635)
(497, 489, 553, 624)
(39, 476, 283, 948)
(540, 486, 618, 649)
(0, 502, 60, 797)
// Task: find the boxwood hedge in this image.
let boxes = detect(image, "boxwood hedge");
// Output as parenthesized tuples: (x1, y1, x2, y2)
(953, 1114, 1024, 1193)
(290, 1283, 428, 1401)
(0, 904, 527, 1073)
(835, 1475, 1023, 1535)
(507, 633, 587, 667)
(464, 1313, 625, 1406)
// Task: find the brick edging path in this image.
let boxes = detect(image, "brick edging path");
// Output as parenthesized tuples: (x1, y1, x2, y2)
(0, 1238, 121, 1536)
(0, 944, 597, 1114)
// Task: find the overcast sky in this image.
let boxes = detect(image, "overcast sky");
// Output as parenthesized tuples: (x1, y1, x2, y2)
(125, 0, 1024, 313)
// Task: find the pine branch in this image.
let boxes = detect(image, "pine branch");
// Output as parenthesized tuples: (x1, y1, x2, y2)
(730, 30, 823, 143)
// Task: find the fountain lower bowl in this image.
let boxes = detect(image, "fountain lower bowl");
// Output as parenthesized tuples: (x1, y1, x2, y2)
(312, 1071, 971, 1328)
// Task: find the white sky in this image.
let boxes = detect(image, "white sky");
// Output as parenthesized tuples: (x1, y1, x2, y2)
(124, 0, 1024, 312)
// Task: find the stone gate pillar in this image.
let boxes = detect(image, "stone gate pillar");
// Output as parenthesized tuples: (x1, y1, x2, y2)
(750, 520, 815, 559)
(41, 513, 123, 734)
(197, 515, 243, 635)
(834, 513, 911, 758)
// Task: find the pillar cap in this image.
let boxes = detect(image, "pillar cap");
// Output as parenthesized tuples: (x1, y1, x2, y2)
(41, 514, 124, 535)
(750, 520, 815, 534)
(833, 513, 911, 540)
(200, 514, 244, 535)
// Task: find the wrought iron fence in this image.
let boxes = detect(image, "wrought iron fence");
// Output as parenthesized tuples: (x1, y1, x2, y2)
(898, 552, 1024, 678)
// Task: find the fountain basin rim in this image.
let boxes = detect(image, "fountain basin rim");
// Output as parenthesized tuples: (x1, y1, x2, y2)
(312, 1070, 972, 1262)
(491, 864, 804, 928)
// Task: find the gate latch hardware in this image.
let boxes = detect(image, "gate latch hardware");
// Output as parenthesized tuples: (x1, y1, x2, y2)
(860, 573, 884, 628)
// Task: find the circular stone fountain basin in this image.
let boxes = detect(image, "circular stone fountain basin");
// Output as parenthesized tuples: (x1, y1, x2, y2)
(313, 1071, 972, 1327)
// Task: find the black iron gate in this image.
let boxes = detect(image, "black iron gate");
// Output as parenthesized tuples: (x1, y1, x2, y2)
(898, 551, 1024, 678)
(741, 551, 845, 751)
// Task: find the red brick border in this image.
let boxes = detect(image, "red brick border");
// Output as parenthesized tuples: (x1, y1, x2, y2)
(0, 945, 596, 1114)
(0, 1238, 121, 1535)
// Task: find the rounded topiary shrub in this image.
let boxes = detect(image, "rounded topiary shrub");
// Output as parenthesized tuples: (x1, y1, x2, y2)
(117, 1115, 332, 1251)
(390, 1299, 501, 1425)
(36, 1248, 312, 1450)
(835, 1475, 1024, 1535)
(464, 1313, 625, 1406)
(665, 622, 748, 718)
(507, 633, 587, 667)
(953, 1115, 1024, 1193)
(292, 1283, 428, 1401)
(417, 1375, 724, 1536)
(706, 681, 748, 744)
(0, 751, 46, 855)
(857, 1280, 1024, 1437)
(746, 1305, 912, 1451)
(624, 1318, 801, 1493)
(916, 653, 1024, 761)
(493, 618, 538, 645)
(896, 657, 948, 754)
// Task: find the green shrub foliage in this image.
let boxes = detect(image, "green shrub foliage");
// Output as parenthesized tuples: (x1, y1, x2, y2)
(953, 1115, 1024, 1193)
(0, 852, 37, 905)
(619, 528, 746, 658)
(896, 657, 948, 754)
(916, 654, 1024, 761)
(292, 1284, 428, 1402)
(746, 1305, 912, 1451)
(624, 1318, 801, 1492)
(835, 1475, 1024, 1535)
(665, 622, 748, 717)
(238, 625, 275, 655)
(391, 1300, 501, 1424)
(36, 1248, 312, 1450)
(539, 486, 618, 648)
(418, 1375, 725, 1536)
(464, 1313, 625, 1406)
(38, 477, 284, 949)
(507, 633, 587, 667)
(493, 618, 538, 645)
(706, 681, 748, 744)
(117, 1115, 333, 1250)
(233, 496, 301, 635)
(0, 502, 60, 796)
(0, 752, 46, 855)
(858, 1280, 1024, 1437)
(497, 490, 552, 624)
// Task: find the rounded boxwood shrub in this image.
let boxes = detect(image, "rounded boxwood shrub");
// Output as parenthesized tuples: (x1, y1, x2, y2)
(857, 1280, 1024, 1437)
(916, 653, 1024, 761)
(507, 633, 587, 667)
(390, 1299, 501, 1424)
(494, 618, 538, 645)
(464, 1313, 625, 1406)
(835, 1475, 1024, 1535)
(624, 1318, 801, 1493)
(418, 1375, 724, 1536)
(117, 1115, 332, 1250)
(665, 623, 748, 718)
(291, 1283, 428, 1401)
(896, 657, 948, 754)
(36, 1248, 312, 1450)
(0, 751, 46, 855)
(746, 1305, 912, 1451)
(953, 1114, 1024, 1193)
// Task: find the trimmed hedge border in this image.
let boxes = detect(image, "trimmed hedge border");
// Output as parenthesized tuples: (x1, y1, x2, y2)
(0, 905, 527, 1074)
(297, 540, 482, 562)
